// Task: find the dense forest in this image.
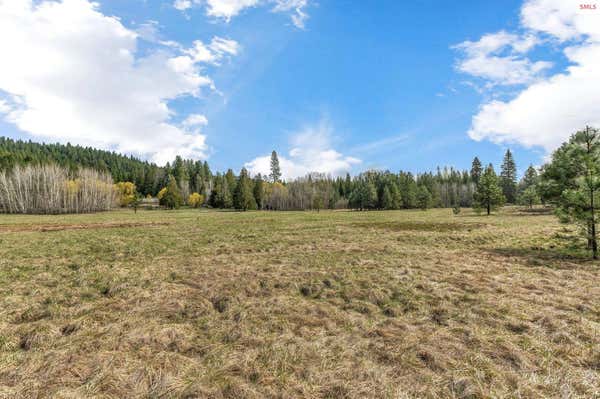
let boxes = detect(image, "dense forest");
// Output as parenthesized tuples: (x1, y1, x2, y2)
(0, 137, 173, 196)
(0, 136, 534, 212)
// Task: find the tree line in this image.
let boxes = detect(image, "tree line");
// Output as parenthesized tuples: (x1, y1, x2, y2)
(150, 149, 533, 214)
(3, 127, 600, 258)
(0, 137, 535, 213)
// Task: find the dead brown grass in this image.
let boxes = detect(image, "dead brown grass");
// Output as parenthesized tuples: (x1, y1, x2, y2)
(0, 208, 598, 398)
(0, 221, 171, 233)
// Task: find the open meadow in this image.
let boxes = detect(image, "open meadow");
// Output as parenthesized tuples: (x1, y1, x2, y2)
(0, 208, 599, 398)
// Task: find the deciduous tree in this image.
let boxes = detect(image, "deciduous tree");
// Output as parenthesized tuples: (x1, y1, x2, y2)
(159, 175, 183, 209)
(188, 192, 204, 208)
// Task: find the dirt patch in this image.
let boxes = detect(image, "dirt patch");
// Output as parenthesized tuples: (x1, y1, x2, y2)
(0, 221, 171, 233)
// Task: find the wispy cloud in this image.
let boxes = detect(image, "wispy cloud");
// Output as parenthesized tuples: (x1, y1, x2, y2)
(350, 134, 411, 155)
(174, 0, 310, 29)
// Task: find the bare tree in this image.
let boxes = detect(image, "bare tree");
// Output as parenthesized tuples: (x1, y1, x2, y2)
(0, 164, 115, 214)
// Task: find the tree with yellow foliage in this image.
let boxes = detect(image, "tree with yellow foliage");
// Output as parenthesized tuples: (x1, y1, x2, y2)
(114, 181, 136, 207)
(188, 192, 204, 208)
(159, 175, 183, 209)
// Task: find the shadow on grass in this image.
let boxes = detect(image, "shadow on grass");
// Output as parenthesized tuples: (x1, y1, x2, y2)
(350, 221, 487, 232)
(487, 246, 592, 269)
(511, 207, 554, 216)
(456, 206, 554, 218)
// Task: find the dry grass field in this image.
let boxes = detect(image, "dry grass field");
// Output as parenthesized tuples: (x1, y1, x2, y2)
(0, 208, 599, 398)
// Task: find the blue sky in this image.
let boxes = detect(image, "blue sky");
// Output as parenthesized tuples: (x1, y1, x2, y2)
(1, 0, 599, 179)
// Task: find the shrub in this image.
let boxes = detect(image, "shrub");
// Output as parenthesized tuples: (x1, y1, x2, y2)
(188, 192, 204, 208)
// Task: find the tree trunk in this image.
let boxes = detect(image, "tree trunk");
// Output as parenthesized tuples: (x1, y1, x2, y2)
(487, 201, 490, 215)
(592, 220, 597, 260)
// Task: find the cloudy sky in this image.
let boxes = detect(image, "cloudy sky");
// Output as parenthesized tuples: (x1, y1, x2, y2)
(0, 0, 599, 179)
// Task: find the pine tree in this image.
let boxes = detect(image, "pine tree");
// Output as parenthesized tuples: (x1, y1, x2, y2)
(500, 149, 517, 203)
(381, 186, 394, 209)
(270, 150, 282, 183)
(517, 165, 540, 208)
(344, 173, 353, 197)
(172, 156, 188, 188)
(519, 187, 539, 209)
(399, 173, 417, 208)
(522, 165, 538, 188)
(234, 168, 257, 211)
(389, 182, 402, 210)
(416, 186, 432, 210)
(225, 169, 236, 201)
(541, 126, 600, 259)
(253, 174, 265, 210)
(349, 180, 377, 210)
(470, 157, 482, 184)
(217, 176, 233, 208)
(473, 164, 505, 215)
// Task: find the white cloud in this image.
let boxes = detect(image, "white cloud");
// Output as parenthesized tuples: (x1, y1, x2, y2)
(521, 0, 600, 41)
(272, 0, 308, 29)
(245, 119, 361, 180)
(183, 114, 209, 127)
(0, 0, 239, 165)
(205, 0, 260, 20)
(173, 0, 193, 11)
(454, 31, 551, 86)
(461, 0, 600, 152)
(0, 99, 11, 114)
(469, 43, 600, 151)
(184, 36, 240, 64)
(176, 0, 310, 29)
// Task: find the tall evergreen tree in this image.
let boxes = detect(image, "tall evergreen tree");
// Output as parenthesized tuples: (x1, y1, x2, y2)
(521, 165, 538, 188)
(215, 175, 233, 208)
(344, 173, 353, 197)
(517, 165, 540, 208)
(349, 180, 377, 210)
(500, 149, 517, 203)
(253, 174, 265, 210)
(225, 169, 236, 201)
(270, 150, 282, 183)
(389, 182, 402, 210)
(398, 172, 417, 208)
(470, 157, 482, 184)
(381, 186, 394, 210)
(416, 186, 432, 210)
(234, 168, 257, 211)
(473, 164, 505, 215)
